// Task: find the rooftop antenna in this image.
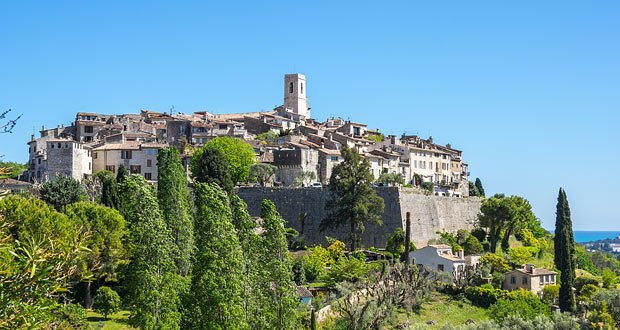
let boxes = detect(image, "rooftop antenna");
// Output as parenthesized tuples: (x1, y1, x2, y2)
(170, 106, 175, 116)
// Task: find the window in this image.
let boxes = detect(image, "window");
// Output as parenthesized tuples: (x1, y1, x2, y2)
(105, 165, 115, 172)
(510, 276, 516, 284)
(86, 136, 93, 142)
(522, 277, 528, 285)
(301, 82, 303, 94)
(147, 159, 152, 167)
(121, 150, 132, 159)
(540, 276, 544, 285)
(130, 165, 141, 174)
(147, 149, 153, 155)
(437, 264, 444, 272)
(289, 82, 294, 93)
(219, 124, 228, 130)
(93, 152, 97, 159)
(65, 143, 69, 148)
(88, 162, 91, 170)
(331, 156, 338, 161)
(38, 158, 41, 164)
(57, 143, 62, 148)
(144, 173, 152, 180)
(84, 126, 93, 133)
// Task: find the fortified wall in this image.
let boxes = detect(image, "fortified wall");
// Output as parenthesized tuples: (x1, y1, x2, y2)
(237, 187, 482, 248)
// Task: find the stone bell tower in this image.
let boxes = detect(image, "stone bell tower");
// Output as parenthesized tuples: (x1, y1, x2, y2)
(284, 73, 310, 118)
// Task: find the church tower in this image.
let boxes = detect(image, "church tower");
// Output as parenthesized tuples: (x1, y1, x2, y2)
(284, 73, 310, 118)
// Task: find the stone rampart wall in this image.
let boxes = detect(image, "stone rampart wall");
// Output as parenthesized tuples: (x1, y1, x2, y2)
(236, 187, 482, 248)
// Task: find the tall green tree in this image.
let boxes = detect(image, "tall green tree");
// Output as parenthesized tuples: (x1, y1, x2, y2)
(190, 182, 246, 330)
(259, 200, 300, 329)
(119, 175, 181, 330)
(63, 202, 127, 309)
(191, 137, 256, 184)
(321, 146, 385, 250)
(190, 147, 234, 194)
(39, 175, 85, 210)
(157, 147, 194, 277)
(95, 170, 120, 209)
(475, 178, 485, 197)
(554, 188, 576, 314)
(478, 194, 537, 253)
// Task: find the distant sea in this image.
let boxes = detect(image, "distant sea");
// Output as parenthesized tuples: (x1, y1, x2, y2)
(551, 231, 620, 243)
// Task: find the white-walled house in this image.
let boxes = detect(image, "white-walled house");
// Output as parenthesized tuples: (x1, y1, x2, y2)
(408, 245, 466, 282)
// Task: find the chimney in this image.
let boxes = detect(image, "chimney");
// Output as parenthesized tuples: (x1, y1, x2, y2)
(526, 264, 535, 273)
(458, 249, 464, 259)
(446, 143, 451, 148)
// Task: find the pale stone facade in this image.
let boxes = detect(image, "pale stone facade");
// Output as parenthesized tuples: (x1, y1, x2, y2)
(92, 142, 166, 182)
(408, 245, 467, 282)
(503, 265, 557, 297)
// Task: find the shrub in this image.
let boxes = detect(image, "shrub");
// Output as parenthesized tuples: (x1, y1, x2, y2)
(292, 257, 307, 285)
(39, 175, 86, 210)
(488, 290, 551, 324)
(509, 246, 538, 265)
(92, 286, 121, 320)
(322, 255, 369, 287)
(602, 269, 618, 289)
(591, 289, 620, 326)
(481, 253, 511, 273)
(421, 181, 434, 193)
(464, 286, 509, 308)
(56, 303, 88, 329)
(542, 284, 560, 303)
(471, 227, 487, 243)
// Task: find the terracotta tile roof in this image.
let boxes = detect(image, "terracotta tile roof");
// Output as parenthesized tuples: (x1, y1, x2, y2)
(0, 179, 31, 186)
(318, 148, 341, 155)
(512, 268, 557, 276)
(296, 286, 313, 298)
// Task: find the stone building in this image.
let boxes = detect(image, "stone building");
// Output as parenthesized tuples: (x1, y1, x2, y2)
(92, 142, 167, 182)
(503, 265, 557, 297)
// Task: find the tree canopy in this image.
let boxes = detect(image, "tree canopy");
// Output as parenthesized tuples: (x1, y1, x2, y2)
(248, 163, 277, 186)
(39, 175, 85, 210)
(321, 146, 384, 250)
(190, 147, 234, 194)
(191, 137, 256, 184)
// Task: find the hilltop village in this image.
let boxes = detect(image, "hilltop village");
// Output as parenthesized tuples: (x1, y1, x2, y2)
(26, 73, 469, 197)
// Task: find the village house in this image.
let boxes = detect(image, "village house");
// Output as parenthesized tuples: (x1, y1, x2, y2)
(408, 245, 467, 282)
(92, 142, 167, 182)
(503, 264, 557, 297)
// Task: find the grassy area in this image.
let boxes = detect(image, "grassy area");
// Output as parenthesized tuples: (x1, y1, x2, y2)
(382, 292, 490, 329)
(87, 310, 135, 330)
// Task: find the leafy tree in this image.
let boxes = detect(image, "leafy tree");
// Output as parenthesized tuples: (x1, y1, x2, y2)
(39, 175, 85, 210)
(118, 175, 181, 330)
(602, 269, 618, 289)
(480, 253, 511, 273)
(471, 227, 487, 243)
(116, 164, 128, 183)
(468, 181, 480, 197)
(323, 254, 369, 287)
(543, 284, 560, 304)
(376, 172, 404, 186)
(462, 234, 484, 255)
(575, 276, 600, 294)
(303, 245, 331, 281)
(478, 194, 537, 253)
(248, 163, 277, 186)
(157, 147, 194, 277)
(575, 247, 599, 275)
(92, 286, 121, 320)
(255, 130, 278, 141)
(190, 147, 234, 194)
(554, 188, 576, 314)
(589, 301, 616, 330)
(475, 178, 485, 197)
(578, 284, 599, 316)
(191, 182, 246, 329)
(63, 202, 127, 308)
(292, 257, 307, 285)
(193, 137, 256, 184)
(293, 170, 316, 187)
(321, 146, 385, 250)
(258, 200, 300, 329)
(509, 246, 537, 265)
(0, 196, 89, 329)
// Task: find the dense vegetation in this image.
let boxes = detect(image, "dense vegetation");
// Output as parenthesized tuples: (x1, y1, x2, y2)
(2, 141, 620, 330)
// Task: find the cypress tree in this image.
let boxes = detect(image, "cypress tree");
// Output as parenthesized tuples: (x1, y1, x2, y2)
(260, 200, 300, 329)
(118, 175, 181, 329)
(310, 309, 317, 330)
(190, 147, 234, 195)
(100, 174, 119, 209)
(191, 182, 246, 329)
(475, 178, 485, 197)
(554, 188, 576, 313)
(157, 147, 194, 277)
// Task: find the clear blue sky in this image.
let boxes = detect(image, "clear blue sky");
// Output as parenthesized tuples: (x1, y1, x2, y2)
(1, 1, 619, 230)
